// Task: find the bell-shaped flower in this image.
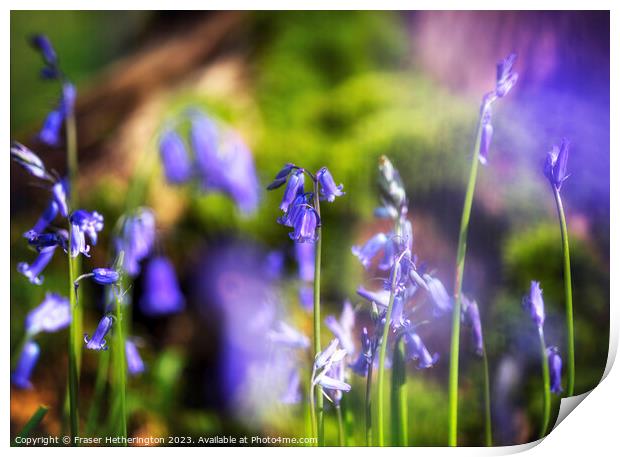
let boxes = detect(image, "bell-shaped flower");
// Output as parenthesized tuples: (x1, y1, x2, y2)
(404, 331, 439, 369)
(18, 245, 57, 285)
(267, 321, 310, 350)
(423, 274, 453, 316)
(26, 201, 58, 236)
(547, 346, 563, 395)
(316, 167, 344, 202)
(126, 340, 145, 376)
(351, 327, 374, 377)
(25, 293, 70, 336)
(92, 268, 120, 285)
(10, 142, 52, 181)
(352, 233, 388, 270)
(116, 207, 156, 277)
(31, 34, 57, 66)
(139, 256, 185, 316)
(544, 138, 570, 191)
(11, 341, 40, 389)
(523, 280, 545, 330)
(462, 295, 484, 356)
(495, 53, 518, 98)
(159, 129, 192, 184)
(267, 163, 295, 190)
(69, 210, 104, 257)
(84, 315, 114, 351)
(325, 300, 355, 355)
(289, 205, 319, 243)
(280, 169, 305, 212)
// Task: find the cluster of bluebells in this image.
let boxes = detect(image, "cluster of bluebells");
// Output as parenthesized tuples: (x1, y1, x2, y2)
(158, 109, 260, 214)
(478, 53, 519, 165)
(522, 281, 563, 395)
(267, 163, 344, 243)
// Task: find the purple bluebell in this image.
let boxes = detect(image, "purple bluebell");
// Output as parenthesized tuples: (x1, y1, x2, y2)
(351, 327, 373, 376)
(462, 295, 484, 356)
(139, 256, 185, 316)
(264, 250, 285, 280)
(126, 340, 145, 376)
(547, 346, 563, 395)
(325, 300, 356, 355)
(280, 169, 305, 212)
(314, 338, 343, 370)
(117, 208, 156, 277)
(479, 107, 494, 165)
(10, 142, 51, 181)
(495, 53, 519, 98)
(25, 231, 67, 252)
(323, 358, 347, 404)
(280, 369, 302, 404)
(39, 109, 63, 146)
(191, 112, 220, 184)
(18, 245, 57, 285)
(31, 34, 57, 66)
(25, 293, 70, 336)
(267, 321, 310, 349)
(159, 130, 192, 184)
(69, 210, 104, 257)
(316, 167, 344, 202)
(312, 340, 351, 401)
(288, 205, 319, 243)
(544, 138, 570, 191)
(352, 233, 388, 270)
(523, 281, 545, 330)
(52, 179, 69, 218)
(11, 341, 40, 389)
(298, 285, 314, 311)
(84, 315, 114, 351)
(295, 241, 315, 282)
(26, 201, 58, 237)
(404, 331, 439, 369)
(267, 163, 295, 190)
(357, 286, 391, 308)
(378, 155, 406, 211)
(277, 193, 307, 227)
(423, 274, 453, 316)
(92, 268, 120, 285)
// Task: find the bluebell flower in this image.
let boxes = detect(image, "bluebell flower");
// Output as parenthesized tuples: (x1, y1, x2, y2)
(139, 256, 185, 316)
(69, 210, 104, 258)
(280, 369, 302, 404)
(264, 250, 285, 280)
(267, 321, 310, 349)
(544, 138, 570, 191)
(288, 205, 319, 243)
(267, 163, 295, 190)
(352, 233, 388, 270)
(479, 105, 494, 165)
(312, 340, 351, 401)
(423, 274, 453, 316)
(52, 179, 69, 218)
(159, 129, 192, 184)
(325, 300, 355, 355)
(404, 331, 439, 369)
(10, 142, 51, 181)
(314, 338, 344, 370)
(298, 285, 314, 311)
(523, 281, 545, 330)
(191, 112, 220, 183)
(357, 286, 391, 308)
(218, 133, 260, 214)
(280, 169, 305, 212)
(39, 109, 63, 146)
(462, 295, 484, 356)
(323, 357, 347, 404)
(92, 268, 120, 285)
(31, 35, 57, 65)
(316, 167, 344, 202)
(378, 155, 406, 211)
(495, 53, 519, 98)
(26, 201, 58, 236)
(84, 315, 114, 351)
(18, 245, 57, 285)
(11, 341, 40, 389)
(547, 346, 563, 395)
(126, 340, 145, 376)
(277, 193, 307, 227)
(351, 327, 373, 376)
(116, 207, 156, 277)
(25, 231, 67, 252)
(25, 293, 70, 336)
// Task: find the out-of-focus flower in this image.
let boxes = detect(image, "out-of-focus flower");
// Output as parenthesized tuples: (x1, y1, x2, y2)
(423, 274, 452, 316)
(191, 112, 220, 181)
(91, 268, 120, 285)
(116, 208, 156, 277)
(299, 286, 313, 311)
(312, 339, 351, 401)
(266, 163, 295, 190)
(479, 107, 494, 165)
(351, 327, 373, 376)
(26, 201, 59, 236)
(280, 369, 302, 404)
(316, 167, 344, 202)
(523, 281, 545, 330)
(295, 241, 315, 282)
(268, 321, 310, 349)
(11, 341, 40, 389)
(159, 130, 192, 184)
(52, 179, 69, 218)
(18, 245, 57, 285)
(139, 256, 185, 316)
(264, 250, 285, 280)
(325, 300, 355, 355)
(461, 295, 484, 356)
(357, 286, 391, 308)
(10, 142, 52, 181)
(25, 293, 70, 336)
(352, 233, 388, 270)
(280, 169, 305, 212)
(69, 210, 104, 258)
(31, 34, 57, 67)
(39, 84, 77, 147)
(544, 138, 570, 191)
(126, 340, 145, 376)
(547, 346, 563, 395)
(324, 357, 347, 404)
(404, 331, 439, 369)
(378, 155, 406, 212)
(495, 53, 519, 98)
(84, 315, 114, 351)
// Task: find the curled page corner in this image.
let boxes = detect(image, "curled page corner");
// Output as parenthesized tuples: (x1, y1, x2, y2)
(551, 391, 591, 431)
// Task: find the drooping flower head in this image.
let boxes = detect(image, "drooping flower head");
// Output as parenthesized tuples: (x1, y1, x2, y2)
(84, 315, 114, 351)
(312, 339, 351, 402)
(423, 273, 453, 316)
(462, 295, 484, 356)
(350, 327, 374, 377)
(495, 53, 519, 98)
(126, 340, 145, 376)
(316, 167, 344, 202)
(25, 293, 70, 336)
(69, 210, 104, 258)
(11, 341, 40, 389)
(10, 142, 53, 181)
(279, 169, 305, 212)
(352, 233, 388, 270)
(116, 207, 156, 277)
(159, 129, 192, 185)
(544, 138, 570, 191)
(288, 205, 319, 243)
(325, 300, 356, 356)
(523, 280, 545, 330)
(31, 34, 57, 68)
(91, 268, 120, 285)
(547, 346, 563, 395)
(139, 256, 185, 316)
(404, 331, 439, 369)
(39, 83, 77, 146)
(17, 245, 57, 285)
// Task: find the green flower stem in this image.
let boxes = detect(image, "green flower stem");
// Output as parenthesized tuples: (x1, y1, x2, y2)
(309, 366, 318, 443)
(391, 335, 408, 446)
(113, 289, 128, 442)
(85, 349, 110, 437)
(538, 329, 551, 438)
(377, 260, 399, 446)
(312, 185, 324, 446)
(335, 405, 345, 446)
(449, 114, 484, 446)
(365, 355, 374, 446)
(552, 187, 574, 396)
(14, 405, 49, 445)
(481, 344, 493, 446)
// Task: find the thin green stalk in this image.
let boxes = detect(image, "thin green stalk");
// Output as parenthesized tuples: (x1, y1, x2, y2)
(377, 262, 399, 446)
(66, 113, 78, 209)
(85, 350, 110, 437)
(538, 329, 551, 438)
(449, 115, 484, 446)
(312, 186, 324, 446)
(13, 405, 49, 445)
(391, 336, 408, 446)
(343, 394, 353, 446)
(68, 258, 79, 442)
(552, 188, 574, 396)
(113, 289, 128, 442)
(309, 367, 318, 443)
(365, 356, 374, 446)
(481, 344, 493, 446)
(335, 405, 345, 446)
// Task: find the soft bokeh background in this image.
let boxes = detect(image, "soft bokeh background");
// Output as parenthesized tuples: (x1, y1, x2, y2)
(10, 11, 609, 446)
